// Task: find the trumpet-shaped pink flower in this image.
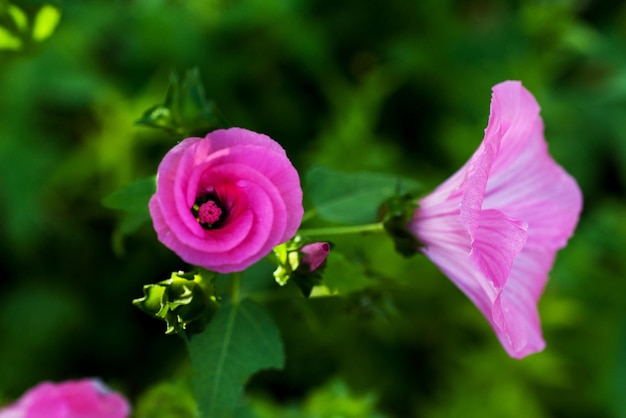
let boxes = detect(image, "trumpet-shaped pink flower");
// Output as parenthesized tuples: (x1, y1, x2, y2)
(407, 81, 582, 359)
(149, 128, 303, 273)
(0, 379, 130, 418)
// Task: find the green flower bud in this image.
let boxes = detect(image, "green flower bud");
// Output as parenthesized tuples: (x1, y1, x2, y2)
(133, 270, 219, 335)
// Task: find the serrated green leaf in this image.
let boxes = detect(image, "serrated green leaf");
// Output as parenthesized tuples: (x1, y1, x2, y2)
(32, 4, 61, 42)
(188, 299, 284, 418)
(102, 175, 156, 213)
(305, 166, 421, 225)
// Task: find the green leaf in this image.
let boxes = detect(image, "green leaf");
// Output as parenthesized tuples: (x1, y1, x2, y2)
(187, 299, 284, 418)
(0, 26, 21, 50)
(136, 68, 226, 136)
(316, 251, 372, 295)
(103, 176, 156, 246)
(32, 4, 61, 42)
(102, 175, 156, 213)
(305, 166, 421, 225)
(8, 4, 28, 32)
(134, 382, 198, 418)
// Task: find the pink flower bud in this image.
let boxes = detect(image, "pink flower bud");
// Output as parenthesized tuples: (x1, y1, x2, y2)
(0, 379, 130, 418)
(300, 242, 330, 272)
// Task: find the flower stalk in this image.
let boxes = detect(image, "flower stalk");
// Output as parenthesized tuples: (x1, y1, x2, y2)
(297, 222, 385, 237)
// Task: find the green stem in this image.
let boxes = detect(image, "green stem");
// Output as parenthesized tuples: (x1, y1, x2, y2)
(230, 271, 243, 305)
(297, 222, 385, 237)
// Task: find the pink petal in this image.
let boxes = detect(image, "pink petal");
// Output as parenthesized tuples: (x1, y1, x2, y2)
(300, 242, 331, 272)
(0, 379, 130, 418)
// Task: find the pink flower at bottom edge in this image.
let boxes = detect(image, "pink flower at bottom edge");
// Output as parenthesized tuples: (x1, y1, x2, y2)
(407, 81, 583, 359)
(0, 379, 130, 418)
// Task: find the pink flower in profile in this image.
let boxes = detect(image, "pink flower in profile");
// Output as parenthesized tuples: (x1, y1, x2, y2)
(149, 128, 303, 273)
(0, 379, 130, 418)
(407, 81, 582, 359)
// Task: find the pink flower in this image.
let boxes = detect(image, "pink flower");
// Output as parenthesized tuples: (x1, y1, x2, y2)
(407, 81, 582, 359)
(0, 379, 130, 418)
(300, 242, 330, 272)
(149, 128, 303, 273)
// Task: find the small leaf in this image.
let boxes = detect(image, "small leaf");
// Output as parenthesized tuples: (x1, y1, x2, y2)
(102, 176, 156, 213)
(135, 105, 175, 132)
(32, 4, 61, 42)
(136, 68, 226, 136)
(187, 299, 284, 418)
(305, 166, 421, 225)
(8, 4, 29, 33)
(0, 26, 21, 50)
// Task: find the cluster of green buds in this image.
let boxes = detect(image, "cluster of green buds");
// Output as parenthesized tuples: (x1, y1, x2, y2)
(132, 270, 219, 335)
(271, 237, 331, 297)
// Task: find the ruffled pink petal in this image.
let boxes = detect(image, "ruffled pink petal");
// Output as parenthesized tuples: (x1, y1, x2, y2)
(409, 81, 582, 358)
(469, 209, 528, 288)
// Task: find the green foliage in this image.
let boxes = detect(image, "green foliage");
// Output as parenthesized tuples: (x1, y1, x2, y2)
(247, 379, 388, 418)
(314, 251, 373, 296)
(102, 175, 156, 251)
(31, 4, 61, 42)
(380, 192, 421, 257)
(270, 238, 329, 297)
(305, 166, 420, 225)
(0, 3, 60, 50)
(1, 0, 626, 417)
(187, 299, 284, 418)
(134, 382, 198, 418)
(0, 26, 20, 49)
(136, 68, 226, 137)
(102, 175, 156, 214)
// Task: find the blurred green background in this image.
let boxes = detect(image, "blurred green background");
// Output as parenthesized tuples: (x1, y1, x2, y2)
(1, 0, 625, 417)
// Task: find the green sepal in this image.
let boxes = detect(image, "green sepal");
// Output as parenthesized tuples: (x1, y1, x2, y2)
(270, 238, 327, 297)
(133, 269, 220, 335)
(380, 192, 422, 257)
(135, 68, 227, 136)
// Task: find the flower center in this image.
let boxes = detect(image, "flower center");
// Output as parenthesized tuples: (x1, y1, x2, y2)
(199, 201, 222, 224)
(192, 194, 226, 229)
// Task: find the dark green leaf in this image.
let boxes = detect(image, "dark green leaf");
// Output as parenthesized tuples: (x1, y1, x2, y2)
(102, 175, 156, 213)
(320, 251, 372, 295)
(305, 166, 421, 225)
(187, 299, 284, 418)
